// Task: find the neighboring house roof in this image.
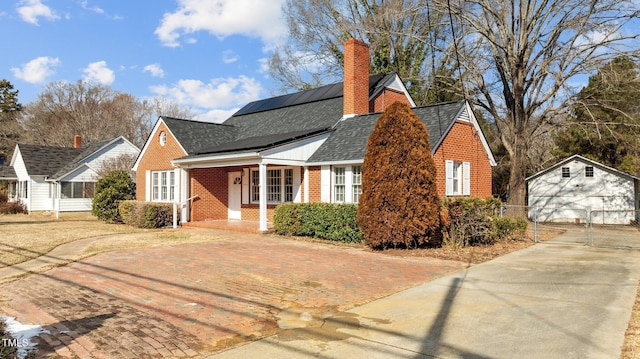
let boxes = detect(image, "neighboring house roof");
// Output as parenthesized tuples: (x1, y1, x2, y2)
(0, 165, 16, 180)
(526, 154, 640, 182)
(307, 101, 474, 163)
(14, 136, 139, 179)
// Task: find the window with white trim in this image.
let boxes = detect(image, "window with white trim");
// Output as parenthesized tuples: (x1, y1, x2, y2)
(352, 166, 362, 203)
(334, 167, 346, 202)
(250, 167, 295, 204)
(446, 160, 471, 196)
(151, 170, 175, 202)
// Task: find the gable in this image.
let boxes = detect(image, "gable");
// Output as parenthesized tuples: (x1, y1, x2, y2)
(53, 137, 140, 179)
(527, 155, 640, 183)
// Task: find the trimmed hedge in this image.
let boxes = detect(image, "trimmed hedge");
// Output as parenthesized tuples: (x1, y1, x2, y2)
(92, 170, 136, 223)
(119, 200, 175, 228)
(273, 203, 362, 243)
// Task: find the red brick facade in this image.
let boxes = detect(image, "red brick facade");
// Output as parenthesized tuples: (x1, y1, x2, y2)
(135, 122, 186, 201)
(371, 88, 412, 113)
(432, 121, 493, 197)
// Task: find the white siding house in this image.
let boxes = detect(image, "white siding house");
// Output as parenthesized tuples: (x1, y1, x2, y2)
(527, 155, 640, 225)
(9, 136, 140, 214)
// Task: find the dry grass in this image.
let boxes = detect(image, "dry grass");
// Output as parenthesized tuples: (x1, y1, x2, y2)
(0, 212, 224, 268)
(622, 283, 640, 359)
(0, 212, 145, 268)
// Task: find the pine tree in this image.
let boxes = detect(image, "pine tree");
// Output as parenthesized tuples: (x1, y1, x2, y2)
(356, 102, 440, 249)
(0, 79, 23, 159)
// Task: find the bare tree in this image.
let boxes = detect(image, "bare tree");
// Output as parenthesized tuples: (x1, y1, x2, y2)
(447, 0, 640, 205)
(20, 81, 192, 148)
(270, 0, 452, 103)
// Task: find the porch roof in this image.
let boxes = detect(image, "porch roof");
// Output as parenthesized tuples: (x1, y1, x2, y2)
(0, 165, 16, 180)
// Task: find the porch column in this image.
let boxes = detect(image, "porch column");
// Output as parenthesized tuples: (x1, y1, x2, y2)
(259, 163, 268, 232)
(180, 168, 190, 224)
(304, 166, 309, 203)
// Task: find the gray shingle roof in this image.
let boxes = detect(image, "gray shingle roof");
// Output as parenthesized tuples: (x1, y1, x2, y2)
(18, 145, 82, 177)
(307, 101, 465, 163)
(162, 117, 238, 155)
(0, 165, 16, 180)
(52, 138, 113, 178)
(193, 127, 332, 155)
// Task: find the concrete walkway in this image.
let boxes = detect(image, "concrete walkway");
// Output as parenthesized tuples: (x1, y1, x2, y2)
(213, 229, 640, 358)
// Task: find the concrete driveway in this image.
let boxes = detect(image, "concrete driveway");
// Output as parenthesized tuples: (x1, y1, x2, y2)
(0, 229, 466, 358)
(215, 227, 640, 358)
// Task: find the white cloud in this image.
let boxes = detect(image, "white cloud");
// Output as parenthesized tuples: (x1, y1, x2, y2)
(82, 61, 115, 85)
(17, 0, 59, 25)
(193, 109, 239, 123)
(80, 0, 103, 14)
(155, 0, 287, 48)
(11, 56, 60, 83)
(222, 50, 238, 64)
(143, 63, 165, 78)
(149, 76, 262, 111)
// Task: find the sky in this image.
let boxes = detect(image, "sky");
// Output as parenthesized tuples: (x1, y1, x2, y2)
(0, 0, 288, 123)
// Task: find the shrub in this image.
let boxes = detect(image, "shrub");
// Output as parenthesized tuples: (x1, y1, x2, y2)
(274, 203, 362, 243)
(119, 200, 175, 228)
(92, 170, 135, 223)
(441, 197, 528, 246)
(357, 102, 441, 249)
(0, 191, 8, 204)
(0, 201, 28, 214)
(493, 216, 528, 240)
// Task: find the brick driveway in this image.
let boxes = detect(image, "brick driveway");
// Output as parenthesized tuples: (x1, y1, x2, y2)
(0, 229, 466, 358)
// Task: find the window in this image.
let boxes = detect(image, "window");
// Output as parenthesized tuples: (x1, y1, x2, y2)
(251, 170, 260, 202)
(250, 168, 295, 203)
(151, 170, 175, 202)
(352, 166, 362, 203)
(585, 166, 594, 178)
(159, 131, 167, 146)
(60, 182, 95, 199)
(284, 169, 294, 202)
(267, 169, 281, 202)
(334, 167, 345, 202)
(562, 167, 570, 178)
(452, 162, 462, 195)
(446, 161, 471, 196)
(18, 181, 28, 199)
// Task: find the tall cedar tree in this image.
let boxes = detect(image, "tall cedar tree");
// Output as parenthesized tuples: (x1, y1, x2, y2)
(357, 102, 440, 249)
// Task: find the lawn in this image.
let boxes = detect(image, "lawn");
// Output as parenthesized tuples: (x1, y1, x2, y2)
(0, 212, 222, 269)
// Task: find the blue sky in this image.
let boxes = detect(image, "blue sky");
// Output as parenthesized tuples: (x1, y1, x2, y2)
(0, 0, 288, 122)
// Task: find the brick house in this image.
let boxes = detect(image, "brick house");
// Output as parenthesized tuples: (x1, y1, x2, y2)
(133, 38, 496, 231)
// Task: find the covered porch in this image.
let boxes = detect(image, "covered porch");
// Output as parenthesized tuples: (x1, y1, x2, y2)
(172, 128, 331, 232)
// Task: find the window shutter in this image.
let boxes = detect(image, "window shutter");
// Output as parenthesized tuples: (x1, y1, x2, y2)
(242, 168, 249, 204)
(145, 170, 151, 201)
(463, 162, 471, 196)
(320, 165, 331, 202)
(293, 167, 302, 203)
(445, 160, 454, 196)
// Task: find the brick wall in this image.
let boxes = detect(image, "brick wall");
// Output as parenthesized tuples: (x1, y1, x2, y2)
(307, 166, 321, 202)
(135, 122, 186, 201)
(371, 88, 412, 113)
(190, 167, 228, 221)
(432, 121, 493, 197)
(343, 38, 370, 115)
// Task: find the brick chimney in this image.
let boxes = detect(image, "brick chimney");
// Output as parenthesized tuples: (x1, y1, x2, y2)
(343, 38, 370, 116)
(74, 135, 82, 149)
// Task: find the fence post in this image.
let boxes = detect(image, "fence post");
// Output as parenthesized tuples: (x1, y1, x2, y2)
(533, 206, 538, 243)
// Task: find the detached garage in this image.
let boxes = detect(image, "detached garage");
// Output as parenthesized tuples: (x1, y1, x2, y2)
(527, 154, 640, 225)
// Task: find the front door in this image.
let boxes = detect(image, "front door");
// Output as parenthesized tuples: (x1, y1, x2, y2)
(228, 172, 241, 220)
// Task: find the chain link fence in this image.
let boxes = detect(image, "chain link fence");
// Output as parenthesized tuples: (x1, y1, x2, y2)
(499, 205, 639, 248)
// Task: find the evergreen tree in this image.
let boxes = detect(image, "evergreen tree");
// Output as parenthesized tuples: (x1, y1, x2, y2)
(356, 102, 440, 249)
(555, 56, 640, 174)
(0, 79, 23, 159)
